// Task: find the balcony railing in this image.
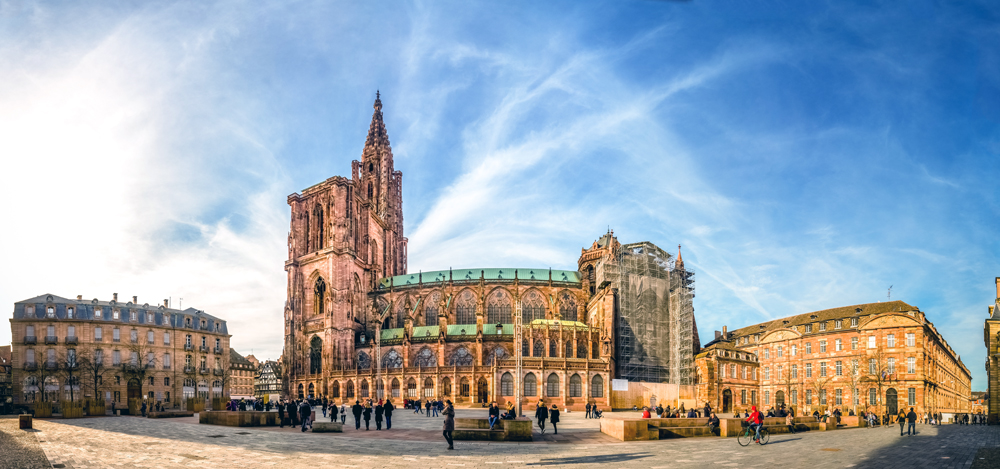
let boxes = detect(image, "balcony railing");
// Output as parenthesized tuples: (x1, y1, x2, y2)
(113, 338, 121, 343)
(23, 336, 36, 345)
(213, 368, 224, 376)
(213, 346, 224, 354)
(198, 367, 210, 375)
(94, 337, 103, 342)
(184, 365, 196, 373)
(199, 345, 210, 353)
(44, 336, 58, 345)
(162, 365, 171, 370)
(65, 336, 79, 345)
(184, 344, 194, 351)
(44, 362, 58, 371)
(23, 363, 37, 371)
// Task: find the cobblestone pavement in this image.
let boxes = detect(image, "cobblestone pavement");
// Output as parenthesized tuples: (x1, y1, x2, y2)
(0, 417, 50, 469)
(22, 412, 1000, 469)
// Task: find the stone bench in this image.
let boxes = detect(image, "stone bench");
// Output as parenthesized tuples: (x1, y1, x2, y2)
(148, 411, 194, 418)
(312, 422, 343, 433)
(453, 418, 532, 441)
(199, 411, 279, 427)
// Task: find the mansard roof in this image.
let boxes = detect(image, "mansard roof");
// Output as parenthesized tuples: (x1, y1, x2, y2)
(11, 293, 228, 334)
(728, 300, 917, 340)
(377, 268, 582, 290)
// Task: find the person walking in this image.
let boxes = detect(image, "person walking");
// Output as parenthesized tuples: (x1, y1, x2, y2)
(550, 404, 560, 435)
(785, 412, 796, 434)
(384, 399, 394, 429)
(414, 398, 422, 414)
(330, 400, 338, 422)
(906, 407, 917, 436)
(299, 399, 312, 432)
(585, 402, 592, 419)
(425, 400, 432, 417)
(442, 399, 456, 450)
(898, 409, 907, 436)
(141, 401, 147, 417)
(287, 400, 299, 427)
(535, 401, 549, 434)
(322, 398, 328, 418)
(340, 403, 347, 424)
(375, 399, 384, 430)
(352, 400, 363, 430)
(278, 399, 286, 428)
(432, 399, 440, 417)
(362, 402, 372, 430)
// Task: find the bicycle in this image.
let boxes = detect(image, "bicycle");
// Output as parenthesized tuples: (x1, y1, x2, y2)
(737, 423, 770, 446)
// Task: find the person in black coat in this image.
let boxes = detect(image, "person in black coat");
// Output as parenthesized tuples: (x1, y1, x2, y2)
(277, 399, 286, 428)
(330, 401, 338, 422)
(287, 400, 298, 427)
(298, 400, 312, 432)
(550, 404, 560, 434)
(362, 402, 372, 430)
(375, 400, 384, 430)
(534, 402, 549, 434)
(384, 399, 394, 429)
(352, 400, 363, 430)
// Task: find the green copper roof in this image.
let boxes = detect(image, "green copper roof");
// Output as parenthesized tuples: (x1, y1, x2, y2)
(528, 319, 590, 329)
(377, 268, 581, 289)
(446, 324, 478, 336)
(483, 323, 514, 335)
(412, 326, 440, 338)
(380, 328, 405, 341)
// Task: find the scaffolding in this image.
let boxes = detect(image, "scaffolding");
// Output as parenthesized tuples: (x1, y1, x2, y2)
(604, 241, 696, 384)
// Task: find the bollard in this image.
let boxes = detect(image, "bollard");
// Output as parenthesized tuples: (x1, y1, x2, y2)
(19, 414, 32, 429)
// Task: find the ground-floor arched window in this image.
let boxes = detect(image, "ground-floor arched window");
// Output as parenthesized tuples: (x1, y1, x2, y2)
(332, 381, 340, 398)
(546, 373, 559, 397)
(591, 375, 604, 398)
(524, 373, 537, 397)
(501, 372, 514, 396)
(569, 374, 582, 397)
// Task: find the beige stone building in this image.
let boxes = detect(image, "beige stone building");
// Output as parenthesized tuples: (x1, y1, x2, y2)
(698, 300, 972, 421)
(229, 349, 256, 399)
(9, 293, 231, 409)
(985, 277, 1000, 422)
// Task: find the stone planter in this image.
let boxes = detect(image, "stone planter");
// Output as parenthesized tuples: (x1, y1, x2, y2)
(186, 398, 205, 413)
(19, 414, 32, 429)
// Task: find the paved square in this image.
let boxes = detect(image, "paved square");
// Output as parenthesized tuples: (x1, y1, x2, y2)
(3, 412, 1000, 468)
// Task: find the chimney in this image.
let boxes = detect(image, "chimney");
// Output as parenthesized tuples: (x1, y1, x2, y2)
(722, 325, 728, 339)
(132, 296, 137, 303)
(163, 299, 169, 308)
(113, 293, 118, 302)
(76, 295, 82, 300)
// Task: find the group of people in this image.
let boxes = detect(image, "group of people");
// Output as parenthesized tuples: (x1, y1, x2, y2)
(274, 398, 320, 432)
(487, 401, 518, 429)
(639, 403, 714, 420)
(532, 401, 562, 434)
(405, 398, 444, 417)
(225, 398, 269, 412)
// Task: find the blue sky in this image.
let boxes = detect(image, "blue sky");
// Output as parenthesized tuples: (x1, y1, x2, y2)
(1, 0, 998, 389)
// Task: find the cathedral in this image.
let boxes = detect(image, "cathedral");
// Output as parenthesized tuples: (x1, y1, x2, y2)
(282, 94, 698, 410)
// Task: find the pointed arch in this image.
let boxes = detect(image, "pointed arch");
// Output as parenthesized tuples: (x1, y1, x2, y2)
(309, 336, 323, 374)
(524, 373, 537, 397)
(345, 380, 355, 398)
(591, 374, 604, 398)
(393, 297, 407, 329)
(546, 373, 560, 397)
(533, 340, 544, 358)
(424, 291, 441, 326)
(357, 351, 371, 370)
(558, 290, 577, 322)
(522, 289, 545, 323)
(569, 374, 582, 397)
(447, 347, 474, 366)
(314, 276, 327, 316)
(313, 202, 324, 250)
(381, 349, 402, 369)
(391, 378, 401, 397)
(360, 379, 369, 398)
(484, 346, 508, 366)
(455, 288, 477, 325)
(501, 372, 514, 396)
(414, 347, 436, 368)
(486, 288, 512, 324)
(332, 380, 340, 398)
(442, 377, 452, 396)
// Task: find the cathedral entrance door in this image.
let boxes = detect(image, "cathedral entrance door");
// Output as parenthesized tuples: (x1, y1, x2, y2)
(477, 377, 489, 404)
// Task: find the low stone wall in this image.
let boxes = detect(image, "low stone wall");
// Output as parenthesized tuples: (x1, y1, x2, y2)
(453, 418, 532, 441)
(148, 411, 194, 418)
(603, 416, 827, 441)
(199, 411, 279, 427)
(312, 422, 343, 433)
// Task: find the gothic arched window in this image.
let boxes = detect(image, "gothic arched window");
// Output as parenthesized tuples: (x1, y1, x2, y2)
(522, 338, 529, 356)
(546, 373, 560, 397)
(394, 301, 406, 329)
(357, 352, 371, 370)
(448, 347, 474, 366)
(577, 339, 588, 358)
(414, 348, 436, 368)
(486, 289, 511, 324)
(455, 290, 477, 325)
(314, 277, 327, 316)
(523, 290, 545, 323)
(309, 336, 322, 374)
(524, 373, 537, 397)
(425, 292, 441, 326)
(559, 291, 577, 322)
(484, 346, 508, 366)
(381, 349, 403, 369)
(569, 374, 582, 397)
(533, 340, 544, 358)
(591, 374, 604, 397)
(501, 372, 513, 396)
(565, 340, 572, 358)
(313, 203, 324, 250)
(549, 339, 557, 357)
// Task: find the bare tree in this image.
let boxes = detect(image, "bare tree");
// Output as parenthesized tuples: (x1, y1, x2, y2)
(76, 344, 113, 405)
(810, 373, 832, 413)
(860, 345, 892, 418)
(58, 348, 81, 402)
(844, 357, 864, 415)
(121, 338, 158, 400)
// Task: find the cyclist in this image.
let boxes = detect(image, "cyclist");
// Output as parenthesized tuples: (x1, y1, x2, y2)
(745, 405, 764, 443)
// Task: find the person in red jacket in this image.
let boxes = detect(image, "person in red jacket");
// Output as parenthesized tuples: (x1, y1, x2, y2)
(641, 406, 651, 419)
(746, 405, 764, 443)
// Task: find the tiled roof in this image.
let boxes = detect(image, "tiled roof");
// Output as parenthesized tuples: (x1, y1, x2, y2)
(728, 300, 917, 340)
(229, 348, 252, 366)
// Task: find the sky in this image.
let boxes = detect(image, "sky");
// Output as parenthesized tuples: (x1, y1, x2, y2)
(1, 0, 998, 389)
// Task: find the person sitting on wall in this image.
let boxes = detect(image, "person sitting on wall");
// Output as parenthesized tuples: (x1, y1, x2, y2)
(707, 412, 721, 436)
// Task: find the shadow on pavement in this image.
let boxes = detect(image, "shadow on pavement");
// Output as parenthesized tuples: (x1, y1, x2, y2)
(526, 452, 652, 465)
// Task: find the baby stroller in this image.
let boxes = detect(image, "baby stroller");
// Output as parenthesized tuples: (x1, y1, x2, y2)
(592, 409, 604, 419)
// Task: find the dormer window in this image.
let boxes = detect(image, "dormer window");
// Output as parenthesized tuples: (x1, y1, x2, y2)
(95, 308, 103, 319)
(185, 317, 192, 328)
(835, 319, 842, 329)
(46, 307, 55, 318)
(146, 312, 153, 324)
(819, 322, 827, 331)
(67, 308, 74, 319)
(130, 311, 137, 322)
(805, 324, 813, 333)
(851, 317, 858, 327)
